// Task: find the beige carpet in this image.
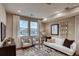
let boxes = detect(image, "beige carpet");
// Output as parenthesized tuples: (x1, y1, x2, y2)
(16, 45, 66, 56)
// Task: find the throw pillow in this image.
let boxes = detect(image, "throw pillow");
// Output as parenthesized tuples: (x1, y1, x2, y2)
(47, 38, 55, 43)
(63, 38, 74, 48)
(46, 36, 51, 42)
(47, 39, 52, 43)
(51, 39, 55, 43)
(25, 39, 30, 43)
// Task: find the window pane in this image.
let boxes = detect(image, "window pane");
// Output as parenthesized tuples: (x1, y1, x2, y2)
(30, 22, 38, 36)
(52, 25, 57, 34)
(19, 20, 28, 36)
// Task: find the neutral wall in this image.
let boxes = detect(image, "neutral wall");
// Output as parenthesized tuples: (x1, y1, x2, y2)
(0, 4, 6, 25)
(44, 21, 59, 37)
(75, 15, 79, 55)
(44, 17, 75, 40)
(0, 4, 6, 42)
(6, 13, 13, 38)
(67, 17, 75, 40)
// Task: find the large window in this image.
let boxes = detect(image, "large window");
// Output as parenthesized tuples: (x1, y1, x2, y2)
(19, 20, 28, 36)
(30, 21, 38, 36)
(19, 19, 38, 36)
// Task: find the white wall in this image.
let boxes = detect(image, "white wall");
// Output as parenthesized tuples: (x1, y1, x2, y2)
(0, 4, 6, 42)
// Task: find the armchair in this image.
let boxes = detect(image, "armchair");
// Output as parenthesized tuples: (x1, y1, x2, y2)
(20, 36, 32, 48)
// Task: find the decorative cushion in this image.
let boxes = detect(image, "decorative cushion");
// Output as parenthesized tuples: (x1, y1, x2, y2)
(46, 37, 55, 43)
(22, 38, 30, 43)
(57, 38, 65, 45)
(51, 39, 55, 43)
(24, 39, 30, 43)
(47, 39, 55, 43)
(45, 36, 51, 42)
(63, 39, 74, 48)
(52, 37, 65, 45)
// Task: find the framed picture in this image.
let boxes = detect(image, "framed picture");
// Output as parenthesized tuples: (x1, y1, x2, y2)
(0, 22, 6, 41)
(51, 24, 59, 35)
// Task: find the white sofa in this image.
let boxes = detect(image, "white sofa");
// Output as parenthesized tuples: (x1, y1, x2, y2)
(44, 37, 76, 56)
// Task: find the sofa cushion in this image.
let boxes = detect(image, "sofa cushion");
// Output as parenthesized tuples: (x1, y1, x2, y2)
(63, 39, 74, 48)
(23, 43, 32, 47)
(52, 37, 65, 45)
(47, 39, 55, 43)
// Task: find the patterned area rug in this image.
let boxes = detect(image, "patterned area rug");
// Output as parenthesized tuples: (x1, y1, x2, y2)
(16, 45, 66, 56)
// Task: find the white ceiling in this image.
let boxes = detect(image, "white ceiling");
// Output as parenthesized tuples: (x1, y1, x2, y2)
(3, 3, 79, 22)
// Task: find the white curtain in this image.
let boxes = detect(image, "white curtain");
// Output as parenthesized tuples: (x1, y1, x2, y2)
(13, 15, 21, 48)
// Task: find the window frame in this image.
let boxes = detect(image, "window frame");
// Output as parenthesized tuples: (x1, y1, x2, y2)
(19, 18, 38, 37)
(30, 21, 38, 36)
(51, 24, 59, 35)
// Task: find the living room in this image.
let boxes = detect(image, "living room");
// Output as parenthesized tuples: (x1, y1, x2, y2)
(0, 3, 79, 56)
